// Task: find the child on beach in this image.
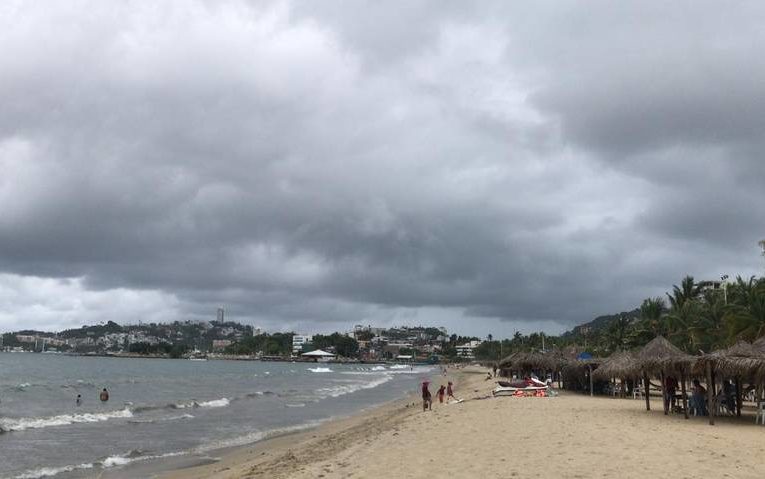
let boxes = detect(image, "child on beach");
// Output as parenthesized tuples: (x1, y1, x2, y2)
(446, 381, 455, 401)
(421, 381, 432, 411)
(437, 385, 446, 403)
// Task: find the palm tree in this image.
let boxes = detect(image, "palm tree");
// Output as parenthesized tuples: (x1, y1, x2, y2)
(688, 290, 726, 353)
(639, 297, 666, 334)
(603, 315, 632, 352)
(724, 280, 765, 341)
(666, 275, 698, 310)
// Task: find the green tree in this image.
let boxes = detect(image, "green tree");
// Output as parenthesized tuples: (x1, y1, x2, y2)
(724, 278, 765, 341)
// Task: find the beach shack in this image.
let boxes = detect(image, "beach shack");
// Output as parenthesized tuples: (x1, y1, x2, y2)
(301, 349, 336, 362)
(592, 350, 639, 398)
(690, 340, 765, 425)
(633, 336, 693, 418)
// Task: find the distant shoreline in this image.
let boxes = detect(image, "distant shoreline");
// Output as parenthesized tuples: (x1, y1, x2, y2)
(0, 349, 422, 365)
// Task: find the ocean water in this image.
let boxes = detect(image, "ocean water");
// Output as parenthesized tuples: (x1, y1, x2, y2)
(0, 353, 430, 479)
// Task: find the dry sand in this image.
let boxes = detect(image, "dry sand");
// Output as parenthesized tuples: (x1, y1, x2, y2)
(160, 367, 765, 479)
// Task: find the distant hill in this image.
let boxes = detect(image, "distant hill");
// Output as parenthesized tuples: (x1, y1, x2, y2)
(563, 308, 640, 337)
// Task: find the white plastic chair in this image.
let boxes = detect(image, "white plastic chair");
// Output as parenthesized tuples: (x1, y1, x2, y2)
(756, 402, 765, 425)
(633, 384, 643, 399)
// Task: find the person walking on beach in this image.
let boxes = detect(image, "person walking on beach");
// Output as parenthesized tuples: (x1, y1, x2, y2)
(446, 381, 455, 401)
(437, 385, 446, 404)
(99, 388, 109, 402)
(492, 364, 498, 377)
(663, 376, 678, 412)
(421, 381, 432, 411)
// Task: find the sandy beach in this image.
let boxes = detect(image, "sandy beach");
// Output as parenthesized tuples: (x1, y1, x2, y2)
(157, 367, 765, 479)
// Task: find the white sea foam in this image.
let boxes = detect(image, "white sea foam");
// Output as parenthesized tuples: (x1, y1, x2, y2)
(388, 364, 410, 369)
(369, 366, 386, 371)
(196, 398, 230, 408)
(307, 367, 333, 373)
(98, 451, 187, 470)
(13, 463, 94, 479)
(315, 374, 393, 398)
(0, 408, 133, 432)
(101, 456, 133, 468)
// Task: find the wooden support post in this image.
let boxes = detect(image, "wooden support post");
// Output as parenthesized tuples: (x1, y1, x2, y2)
(706, 361, 715, 426)
(621, 377, 626, 398)
(588, 364, 594, 397)
(735, 376, 742, 418)
(680, 371, 689, 420)
(643, 372, 651, 411)
(660, 371, 668, 415)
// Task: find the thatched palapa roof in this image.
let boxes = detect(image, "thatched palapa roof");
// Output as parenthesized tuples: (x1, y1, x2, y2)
(499, 350, 558, 371)
(693, 340, 765, 379)
(592, 350, 637, 380)
(634, 336, 692, 375)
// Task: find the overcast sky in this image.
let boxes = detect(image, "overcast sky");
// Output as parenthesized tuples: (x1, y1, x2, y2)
(1, 1, 763, 337)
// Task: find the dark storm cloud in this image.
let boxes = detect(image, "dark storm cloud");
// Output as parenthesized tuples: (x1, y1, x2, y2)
(0, 0, 763, 335)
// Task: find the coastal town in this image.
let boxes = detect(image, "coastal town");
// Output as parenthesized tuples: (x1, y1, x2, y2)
(0, 310, 486, 362)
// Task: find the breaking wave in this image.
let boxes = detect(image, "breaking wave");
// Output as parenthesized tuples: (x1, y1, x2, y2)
(12, 450, 187, 479)
(315, 374, 393, 398)
(0, 408, 133, 433)
(307, 367, 333, 373)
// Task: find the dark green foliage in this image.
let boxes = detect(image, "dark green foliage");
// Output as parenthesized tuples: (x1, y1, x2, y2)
(224, 333, 294, 356)
(311, 333, 359, 357)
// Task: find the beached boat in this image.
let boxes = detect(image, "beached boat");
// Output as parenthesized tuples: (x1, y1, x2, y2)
(492, 377, 549, 396)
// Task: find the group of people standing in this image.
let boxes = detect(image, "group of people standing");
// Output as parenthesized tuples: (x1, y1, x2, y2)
(421, 381, 455, 411)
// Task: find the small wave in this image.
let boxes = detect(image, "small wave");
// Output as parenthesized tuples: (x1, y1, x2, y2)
(388, 364, 411, 369)
(197, 398, 230, 408)
(0, 408, 133, 432)
(369, 366, 386, 371)
(100, 450, 186, 470)
(307, 367, 333, 373)
(128, 413, 194, 424)
(16, 382, 32, 389)
(284, 403, 306, 408)
(13, 463, 94, 479)
(315, 374, 392, 398)
(243, 391, 274, 399)
(13, 450, 188, 479)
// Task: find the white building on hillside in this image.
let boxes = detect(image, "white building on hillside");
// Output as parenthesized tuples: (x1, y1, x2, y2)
(292, 334, 313, 354)
(455, 340, 482, 359)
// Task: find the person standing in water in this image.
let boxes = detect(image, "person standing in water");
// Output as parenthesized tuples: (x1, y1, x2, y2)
(99, 388, 109, 402)
(76, 394, 82, 406)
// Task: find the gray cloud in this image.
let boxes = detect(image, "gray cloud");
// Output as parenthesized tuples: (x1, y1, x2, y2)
(0, 1, 763, 337)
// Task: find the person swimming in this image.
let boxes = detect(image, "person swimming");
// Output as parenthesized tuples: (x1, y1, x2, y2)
(99, 388, 109, 402)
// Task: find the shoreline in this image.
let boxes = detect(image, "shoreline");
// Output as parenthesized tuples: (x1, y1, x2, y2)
(134, 366, 482, 479)
(145, 366, 765, 479)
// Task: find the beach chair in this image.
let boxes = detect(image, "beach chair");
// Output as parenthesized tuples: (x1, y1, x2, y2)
(756, 402, 765, 425)
(632, 384, 643, 400)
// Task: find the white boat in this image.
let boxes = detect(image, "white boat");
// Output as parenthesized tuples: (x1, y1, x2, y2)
(492, 378, 549, 396)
